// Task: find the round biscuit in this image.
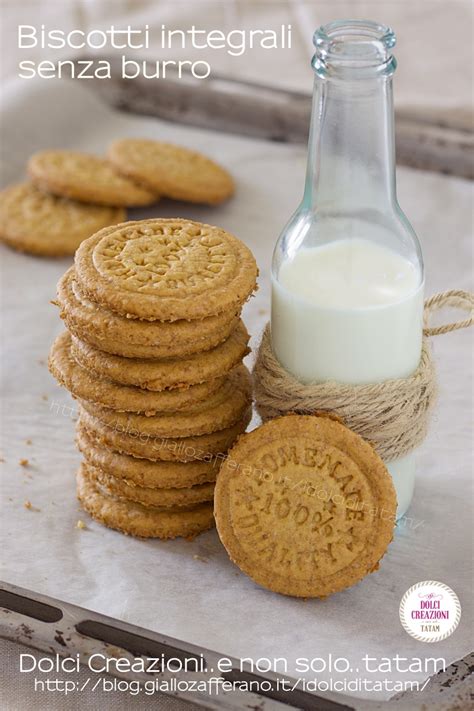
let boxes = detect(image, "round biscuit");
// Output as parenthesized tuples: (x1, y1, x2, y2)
(56, 267, 241, 359)
(28, 150, 157, 207)
(74, 218, 258, 321)
(0, 183, 125, 257)
(76, 424, 219, 488)
(78, 407, 252, 462)
(77, 464, 214, 539)
(214, 414, 397, 598)
(85, 462, 215, 508)
(108, 138, 234, 205)
(69, 321, 250, 391)
(79, 365, 252, 437)
(49, 331, 226, 414)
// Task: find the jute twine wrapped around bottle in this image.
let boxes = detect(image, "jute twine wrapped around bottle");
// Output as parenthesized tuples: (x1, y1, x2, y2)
(253, 290, 473, 462)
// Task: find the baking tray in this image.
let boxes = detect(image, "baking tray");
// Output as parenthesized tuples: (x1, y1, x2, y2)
(1, 74, 472, 709)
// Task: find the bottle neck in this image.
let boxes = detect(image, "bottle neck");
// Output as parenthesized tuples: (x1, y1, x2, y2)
(303, 74, 396, 212)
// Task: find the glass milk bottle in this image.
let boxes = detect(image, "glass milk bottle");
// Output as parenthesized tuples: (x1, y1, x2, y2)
(271, 20, 424, 518)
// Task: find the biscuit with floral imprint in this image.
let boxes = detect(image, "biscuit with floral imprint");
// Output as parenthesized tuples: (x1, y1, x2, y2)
(76, 424, 219, 488)
(28, 150, 157, 207)
(77, 406, 252, 462)
(214, 414, 397, 598)
(70, 322, 250, 391)
(79, 365, 252, 438)
(74, 218, 258, 321)
(77, 464, 214, 539)
(85, 462, 215, 508)
(108, 138, 234, 205)
(0, 183, 125, 257)
(49, 331, 226, 414)
(56, 267, 241, 359)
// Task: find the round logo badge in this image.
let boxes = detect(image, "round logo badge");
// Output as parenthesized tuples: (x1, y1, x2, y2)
(399, 581, 461, 643)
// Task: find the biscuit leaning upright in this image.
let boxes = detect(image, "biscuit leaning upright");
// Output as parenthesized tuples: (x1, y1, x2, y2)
(214, 414, 397, 598)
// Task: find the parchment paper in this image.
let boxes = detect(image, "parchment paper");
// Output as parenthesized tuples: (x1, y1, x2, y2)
(0, 78, 472, 701)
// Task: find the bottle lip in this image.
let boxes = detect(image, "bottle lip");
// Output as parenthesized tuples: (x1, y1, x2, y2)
(312, 19, 397, 79)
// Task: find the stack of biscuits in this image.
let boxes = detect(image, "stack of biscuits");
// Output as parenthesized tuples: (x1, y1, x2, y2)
(49, 218, 258, 539)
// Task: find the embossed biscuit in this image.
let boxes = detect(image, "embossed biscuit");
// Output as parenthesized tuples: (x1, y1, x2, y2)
(76, 424, 219, 488)
(28, 150, 157, 207)
(79, 365, 252, 437)
(108, 138, 234, 205)
(0, 183, 125, 257)
(70, 321, 250, 391)
(74, 219, 258, 321)
(78, 407, 252, 462)
(214, 414, 397, 598)
(85, 462, 215, 508)
(56, 267, 241, 359)
(77, 464, 214, 539)
(49, 331, 225, 414)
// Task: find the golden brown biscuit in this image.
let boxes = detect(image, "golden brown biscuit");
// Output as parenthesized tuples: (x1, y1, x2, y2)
(214, 414, 397, 598)
(76, 424, 219, 488)
(78, 406, 252, 462)
(0, 183, 125, 257)
(56, 267, 241, 359)
(74, 219, 258, 321)
(49, 331, 225, 414)
(85, 462, 215, 508)
(70, 322, 250, 390)
(79, 365, 252, 437)
(28, 150, 157, 207)
(108, 138, 234, 205)
(77, 464, 214, 539)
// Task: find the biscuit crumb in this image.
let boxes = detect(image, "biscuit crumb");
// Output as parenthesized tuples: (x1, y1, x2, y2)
(38, 358, 46, 366)
(24, 500, 40, 511)
(76, 519, 87, 530)
(19, 458, 29, 467)
(0, 457, 5, 463)
(106, 646, 123, 658)
(193, 554, 209, 563)
(25, 439, 32, 445)
(42, 394, 49, 401)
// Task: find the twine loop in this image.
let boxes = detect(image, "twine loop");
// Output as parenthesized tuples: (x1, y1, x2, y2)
(253, 290, 473, 463)
(423, 289, 473, 336)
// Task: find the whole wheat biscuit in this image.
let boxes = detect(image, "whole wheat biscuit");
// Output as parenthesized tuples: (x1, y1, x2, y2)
(49, 331, 225, 414)
(77, 464, 214, 539)
(85, 462, 215, 508)
(76, 424, 218, 488)
(80, 365, 252, 437)
(108, 139, 234, 205)
(74, 219, 258, 321)
(70, 322, 250, 391)
(57, 267, 240, 359)
(214, 414, 397, 598)
(66, 327, 240, 360)
(0, 183, 125, 257)
(28, 150, 157, 207)
(78, 407, 252, 462)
